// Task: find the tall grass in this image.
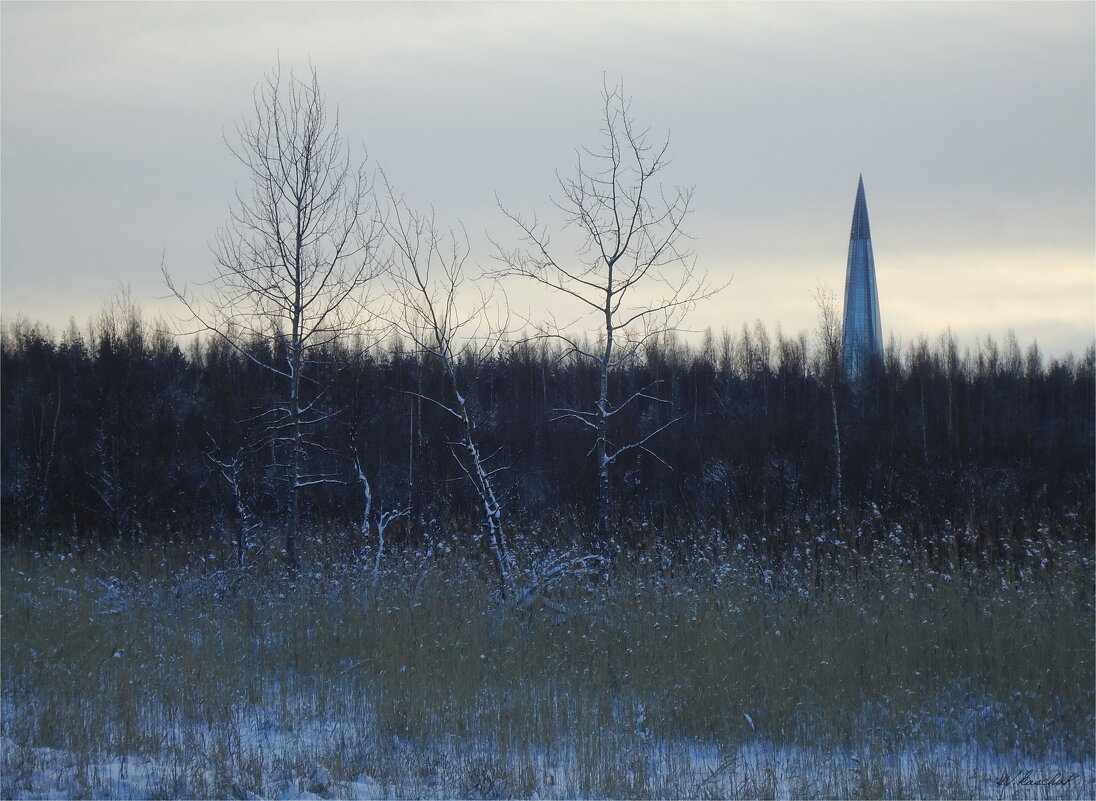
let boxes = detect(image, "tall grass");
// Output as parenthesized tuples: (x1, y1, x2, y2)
(2, 522, 1092, 799)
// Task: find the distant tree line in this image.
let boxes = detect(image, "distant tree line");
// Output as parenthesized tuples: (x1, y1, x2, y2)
(3, 306, 1092, 559)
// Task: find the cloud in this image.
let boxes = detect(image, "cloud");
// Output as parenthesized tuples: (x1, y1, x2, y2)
(1, 1, 1092, 357)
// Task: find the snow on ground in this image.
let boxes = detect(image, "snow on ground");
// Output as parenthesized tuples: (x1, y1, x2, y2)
(3, 727, 1092, 800)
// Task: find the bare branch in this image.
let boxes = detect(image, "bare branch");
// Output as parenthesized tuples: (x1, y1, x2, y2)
(607, 414, 684, 464)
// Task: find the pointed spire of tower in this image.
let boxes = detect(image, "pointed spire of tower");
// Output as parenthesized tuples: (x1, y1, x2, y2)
(841, 175, 883, 378)
(850, 174, 871, 241)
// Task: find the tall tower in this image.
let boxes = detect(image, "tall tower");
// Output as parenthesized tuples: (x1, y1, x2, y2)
(841, 175, 883, 377)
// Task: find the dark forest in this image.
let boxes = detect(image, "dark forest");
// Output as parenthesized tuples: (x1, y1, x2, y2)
(3, 307, 1092, 562)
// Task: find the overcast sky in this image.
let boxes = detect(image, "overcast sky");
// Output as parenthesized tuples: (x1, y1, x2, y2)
(3, 1, 1093, 357)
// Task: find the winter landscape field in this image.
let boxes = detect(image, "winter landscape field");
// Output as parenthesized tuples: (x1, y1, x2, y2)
(2, 523, 1092, 800)
(4, 4, 1095, 798)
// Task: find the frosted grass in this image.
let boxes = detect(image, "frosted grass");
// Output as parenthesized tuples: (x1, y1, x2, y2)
(2, 525, 1092, 799)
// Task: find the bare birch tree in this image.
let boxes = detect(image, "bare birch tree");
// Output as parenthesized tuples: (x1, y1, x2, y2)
(346, 395, 409, 583)
(381, 175, 513, 597)
(207, 442, 261, 568)
(165, 64, 382, 568)
(493, 82, 717, 536)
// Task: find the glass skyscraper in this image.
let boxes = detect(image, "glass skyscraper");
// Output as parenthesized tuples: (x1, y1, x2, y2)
(841, 175, 883, 377)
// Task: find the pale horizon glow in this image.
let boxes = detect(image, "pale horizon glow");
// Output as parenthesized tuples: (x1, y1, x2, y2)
(2, 2, 1093, 359)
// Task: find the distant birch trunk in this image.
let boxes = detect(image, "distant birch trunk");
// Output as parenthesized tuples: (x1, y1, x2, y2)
(208, 443, 261, 568)
(348, 427, 409, 582)
(814, 286, 844, 513)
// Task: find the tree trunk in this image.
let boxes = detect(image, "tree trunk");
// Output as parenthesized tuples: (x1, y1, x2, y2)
(597, 288, 614, 538)
(286, 334, 301, 570)
(830, 382, 842, 512)
(447, 361, 510, 598)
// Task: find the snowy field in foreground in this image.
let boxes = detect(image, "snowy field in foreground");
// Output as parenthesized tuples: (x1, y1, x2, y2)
(3, 721, 1092, 801)
(4, 536, 1091, 799)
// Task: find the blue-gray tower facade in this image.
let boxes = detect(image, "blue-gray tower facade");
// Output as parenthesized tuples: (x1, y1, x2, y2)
(842, 175, 883, 377)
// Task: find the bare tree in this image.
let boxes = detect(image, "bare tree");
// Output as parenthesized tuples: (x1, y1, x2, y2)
(381, 174, 513, 598)
(165, 64, 382, 568)
(346, 405, 409, 584)
(207, 440, 261, 568)
(493, 82, 717, 536)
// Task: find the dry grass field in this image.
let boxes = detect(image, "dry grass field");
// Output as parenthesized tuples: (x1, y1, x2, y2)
(2, 524, 1092, 799)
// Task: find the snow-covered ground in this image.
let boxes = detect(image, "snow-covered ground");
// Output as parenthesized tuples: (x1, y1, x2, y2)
(3, 720, 1092, 800)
